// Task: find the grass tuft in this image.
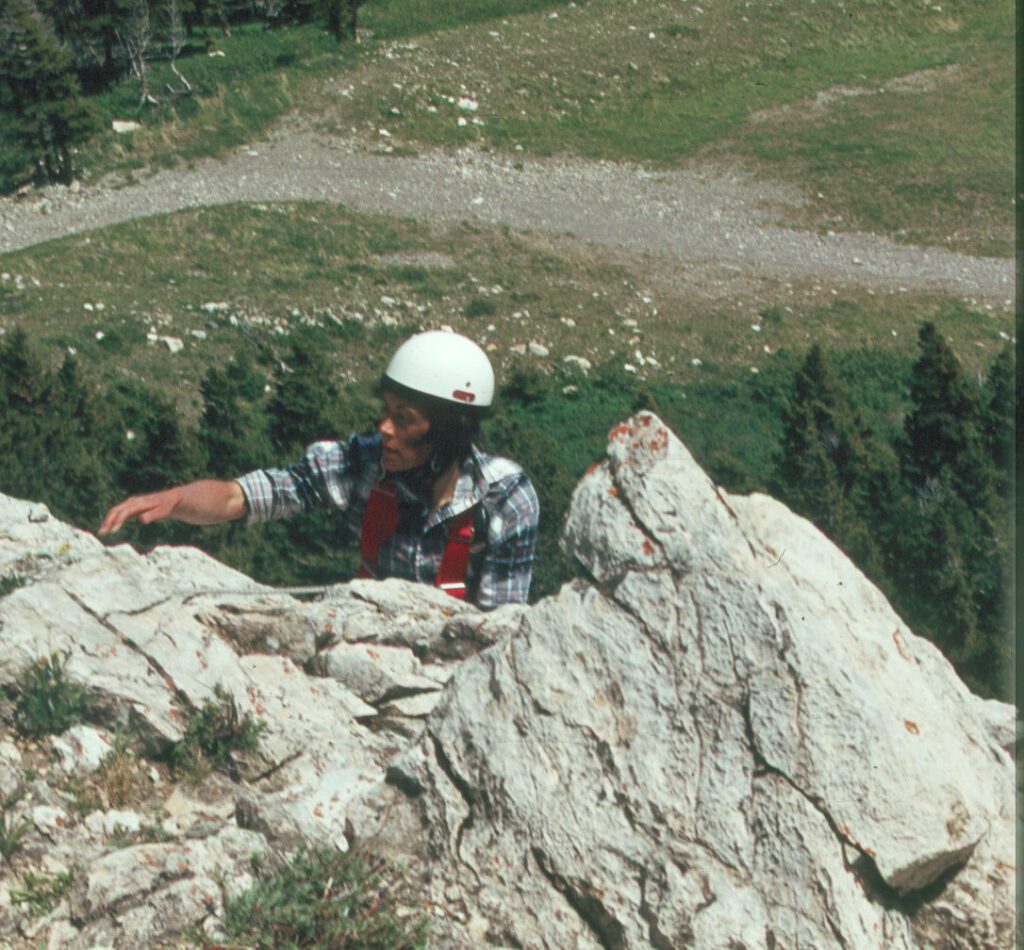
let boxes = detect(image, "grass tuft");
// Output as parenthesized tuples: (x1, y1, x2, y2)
(0, 810, 32, 861)
(11, 868, 75, 916)
(170, 684, 266, 780)
(12, 653, 90, 740)
(210, 845, 429, 949)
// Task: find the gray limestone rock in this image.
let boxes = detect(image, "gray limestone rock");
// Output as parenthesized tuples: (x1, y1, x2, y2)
(0, 412, 1012, 949)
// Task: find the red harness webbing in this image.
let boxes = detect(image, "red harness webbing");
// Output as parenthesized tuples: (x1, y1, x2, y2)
(358, 482, 476, 600)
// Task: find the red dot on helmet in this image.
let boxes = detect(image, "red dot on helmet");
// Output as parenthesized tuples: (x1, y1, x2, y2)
(452, 389, 476, 403)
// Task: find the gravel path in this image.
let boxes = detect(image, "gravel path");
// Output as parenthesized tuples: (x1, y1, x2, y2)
(0, 127, 1014, 305)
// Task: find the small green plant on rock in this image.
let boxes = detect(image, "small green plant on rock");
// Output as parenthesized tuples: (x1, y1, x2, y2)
(11, 868, 74, 916)
(0, 809, 32, 860)
(170, 685, 266, 780)
(13, 652, 90, 739)
(210, 845, 429, 949)
(0, 574, 27, 597)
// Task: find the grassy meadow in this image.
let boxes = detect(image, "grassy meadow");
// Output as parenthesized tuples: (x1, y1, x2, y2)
(0, 0, 1013, 594)
(71, 0, 1014, 256)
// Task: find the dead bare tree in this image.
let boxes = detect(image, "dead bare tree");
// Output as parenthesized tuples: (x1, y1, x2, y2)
(164, 0, 192, 95)
(116, 0, 155, 105)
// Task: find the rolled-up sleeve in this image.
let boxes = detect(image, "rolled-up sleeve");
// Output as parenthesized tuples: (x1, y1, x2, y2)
(235, 436, 377, 524)
(475, 472, 540, 610)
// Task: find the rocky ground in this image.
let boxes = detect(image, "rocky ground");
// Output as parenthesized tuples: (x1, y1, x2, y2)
(0, 413, 1014, 948)
(0, 125, 1014, 312)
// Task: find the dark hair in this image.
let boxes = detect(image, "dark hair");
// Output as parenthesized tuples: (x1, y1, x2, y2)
(379, 375, 489, 469)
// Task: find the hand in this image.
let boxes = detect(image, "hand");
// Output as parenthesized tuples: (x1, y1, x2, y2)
(98, 488, 184, 535)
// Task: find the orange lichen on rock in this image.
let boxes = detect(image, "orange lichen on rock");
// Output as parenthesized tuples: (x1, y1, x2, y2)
(904, 720, 920, 735)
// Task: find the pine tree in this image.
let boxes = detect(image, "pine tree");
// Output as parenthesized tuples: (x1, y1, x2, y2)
(107, 378, 199, 496)
(199, 351, 272, 477)
(772, 344, 890, 573)
(894, 323, 1009, 698)
(902, 322, 991, 501)
(0, 0, 99, 184)
(267, 332, 343, 455)
(0, 328, 52, 501)
(979, 344, 1014, 500)
(45, 354, 117, 523)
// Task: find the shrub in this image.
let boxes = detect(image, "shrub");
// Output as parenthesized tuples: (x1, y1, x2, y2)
(0, 810, 32, 860)
(13, 653, 90, 739)
(170, 685, 266, 779)
(11, 869, 74, 916)
(211, 845, 428, 949)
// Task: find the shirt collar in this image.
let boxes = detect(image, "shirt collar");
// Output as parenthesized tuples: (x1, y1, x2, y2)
(388, 446, 488, 529)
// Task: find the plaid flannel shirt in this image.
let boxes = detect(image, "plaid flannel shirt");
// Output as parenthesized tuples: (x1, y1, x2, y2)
(235, 433, 539, 609)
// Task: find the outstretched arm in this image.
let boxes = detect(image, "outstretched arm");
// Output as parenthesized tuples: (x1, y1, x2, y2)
(98, 480, 247, 536)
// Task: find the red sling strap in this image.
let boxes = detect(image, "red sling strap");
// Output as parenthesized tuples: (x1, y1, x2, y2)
(358, 483, 399, 581)
(358, 482, 476, 600)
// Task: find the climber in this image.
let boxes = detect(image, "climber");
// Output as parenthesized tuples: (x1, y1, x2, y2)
(97, 330, 540, 610)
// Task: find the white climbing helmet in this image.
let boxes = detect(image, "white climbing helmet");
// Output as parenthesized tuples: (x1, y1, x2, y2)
(383, 330, 495, 408)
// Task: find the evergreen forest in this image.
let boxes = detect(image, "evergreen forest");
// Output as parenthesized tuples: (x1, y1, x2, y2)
(0, 323, 1014, 701)
(0, 0, 360, 191)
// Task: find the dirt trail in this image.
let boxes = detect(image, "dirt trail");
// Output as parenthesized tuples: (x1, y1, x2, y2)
(0, 127, 1014, 306)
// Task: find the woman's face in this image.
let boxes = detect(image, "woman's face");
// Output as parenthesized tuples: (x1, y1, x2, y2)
(379, 392, 433, 472)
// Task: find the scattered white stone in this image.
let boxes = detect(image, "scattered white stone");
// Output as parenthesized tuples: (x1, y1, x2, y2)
(112, 120, 141, 134)
(85, 809, 142, 838)
(378, 128, 392, 138)
(95, 331, 104, 341)
(160, 336, 184, 354)
(457, 117, 468, 127)
(564, 355, 592, 372)
(189, 330, 207, 340)
(561, 318, 576, 328)
(457, 97, 479, 112)
(624, 363, 638, 374)
(125, 430, 136, 441)
(51, 725, 112, 776)
(529, 342, 550, 358)
(691, 357, 703, 366)
(32, 805, 70, 839)
(751, 324, 762, 332)
(83, 303, 94, 312)
(201, 302, 229, 313)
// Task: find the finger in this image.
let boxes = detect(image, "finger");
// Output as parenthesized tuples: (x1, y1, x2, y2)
(98, 496, 150, 535)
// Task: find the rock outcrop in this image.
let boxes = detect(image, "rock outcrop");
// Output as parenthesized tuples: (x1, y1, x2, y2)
(0, 413, 1014, 948)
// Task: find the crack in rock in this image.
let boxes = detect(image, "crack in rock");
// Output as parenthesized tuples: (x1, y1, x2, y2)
(532, 845, 627, 950)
